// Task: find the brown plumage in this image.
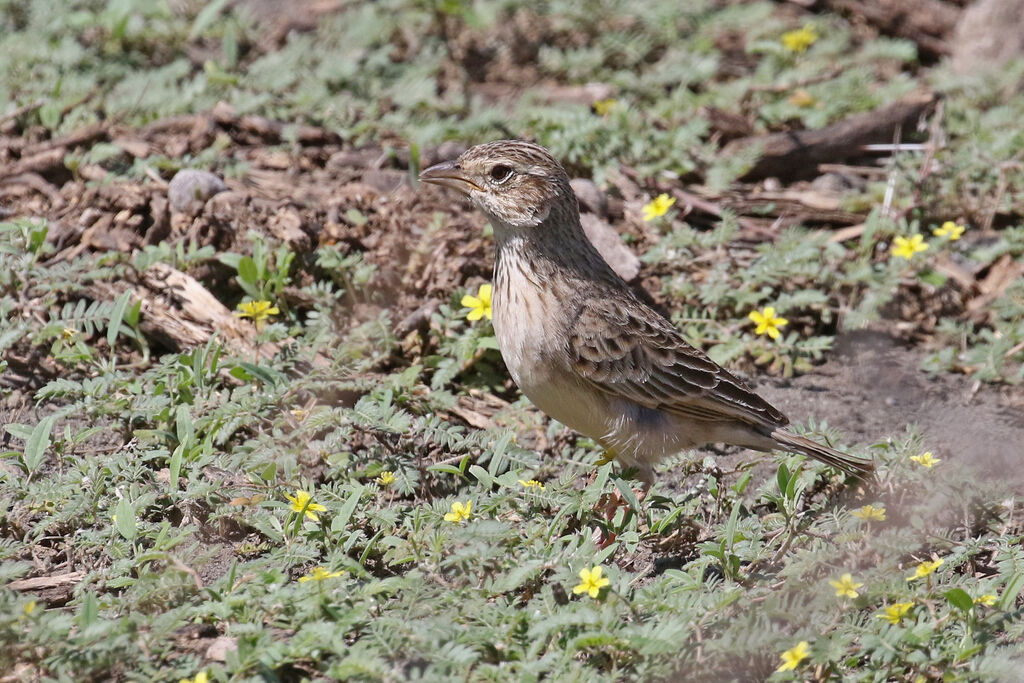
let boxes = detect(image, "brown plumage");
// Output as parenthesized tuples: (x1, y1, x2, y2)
(420, 140, 873, 484)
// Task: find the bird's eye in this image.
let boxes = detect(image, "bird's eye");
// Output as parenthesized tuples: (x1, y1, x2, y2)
(489, 165, 514, 183)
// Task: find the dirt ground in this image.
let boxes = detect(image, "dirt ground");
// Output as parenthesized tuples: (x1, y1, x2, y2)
(756, 329, 1024, 489)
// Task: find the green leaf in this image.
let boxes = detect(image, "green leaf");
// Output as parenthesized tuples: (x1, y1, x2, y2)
(24, 414, 57, 474)
(106, 289, 133, 349)
(175, 405, 194, 451)
(613, 478, 640, 512)
(237, 256, 259, 288)
(330, 485, 365, 534)
(776, 462, 790, 494)
(469, 465, 493, 489)
(232, 361, 283, 386)
(944, 588, 973, 613)
(114, 497, 137, 541)
(428, 464, 464, 476)
(189, 0, 231, 39)
(168, 443, 183, 492)
(78, 591, 99, 629)
(998, 572, 1024, 611)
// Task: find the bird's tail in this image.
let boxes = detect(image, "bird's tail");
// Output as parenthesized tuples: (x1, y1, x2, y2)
(770, 429, 874, 478)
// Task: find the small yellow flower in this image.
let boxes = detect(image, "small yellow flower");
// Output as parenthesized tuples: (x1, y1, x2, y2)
(776, 641, 810, 672)
(748, 306, 789, 340)
(878, 601, 914, 624)
(781, 25, 818, 53)
(906, 558, 944, 581)
(518, 479, 545, 490)
(828, 573, 864, 599)
(286, 489, 327, 522)
(891, 234, 929, 260)
(933, 221, 965, 241)
(851, 504, 887, 521)
(376, 470, 396, 486)
(910, 451, 940, 468)
(573, 565, 611, 599)
(60, 327, 77, 341)
(461, 283, 492, 321)
(179, 673, 208, 683)
(444, 500, 472, 523)
(593, 98, 617, 116)
(787, 89, 816, 107)
(642, 193, 676, 221)
(235, 300, 279, 323)
(298, 566, 344, 582)
(974, 593, 997, 607)
(23, 600, 36, 616)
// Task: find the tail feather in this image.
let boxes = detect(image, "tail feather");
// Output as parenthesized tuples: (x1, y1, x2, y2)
(770, 429, 874, 477)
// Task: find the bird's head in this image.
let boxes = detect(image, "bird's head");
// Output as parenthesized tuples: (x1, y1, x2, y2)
(419, 140, 575, 232)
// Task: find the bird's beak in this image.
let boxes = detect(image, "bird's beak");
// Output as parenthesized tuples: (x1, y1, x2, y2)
(419, 160, 481, 194)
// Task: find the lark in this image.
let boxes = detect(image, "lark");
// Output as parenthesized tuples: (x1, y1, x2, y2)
(420, 140, 872, 485)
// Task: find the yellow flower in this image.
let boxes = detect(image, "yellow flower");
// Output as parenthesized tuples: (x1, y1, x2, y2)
(974, 593, 997, 607)
(828, 573, 864, 599)
(235, 300, 279, 323)
(878, 601, 914, 624)
(461, 283, 492, 321)
(910, 451, 940, 468)
(23, 600, 36, 616)
(518, 479, 545, 490)
(298, 566, 344, 582)
(573, 566, 611, 599)
(376, 470, 396, 486)
(787, 89, 816, 108)
(179, 673, 208, 683)
(781, 25, 818, 53)
(933, 221, 965, 241)
(776, 641, 810, 672)
(286, 489, 327, 522)
(444, 500, 472, 523)
(593, 98, 617, 116)
(851, 504, 887, 521)
(642, 193, 676, 221)
(60, 327, 77, 341)
(891, 234, 929, 260)
(748, 306, 789, 340)
(906, 558, 944, 581)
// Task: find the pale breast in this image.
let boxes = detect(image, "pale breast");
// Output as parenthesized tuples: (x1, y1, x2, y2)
(492, 246, 614, 441)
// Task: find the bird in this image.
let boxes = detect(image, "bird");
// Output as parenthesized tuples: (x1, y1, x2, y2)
(419, 140, 873, 486)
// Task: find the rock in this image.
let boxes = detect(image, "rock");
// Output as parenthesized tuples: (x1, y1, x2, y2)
(580, 213, 640, 282)
(570, 178, 607, 217)
(951, 0, 1024, 75)
(168, 169, 228, 214)
(205, 636, 237, 662)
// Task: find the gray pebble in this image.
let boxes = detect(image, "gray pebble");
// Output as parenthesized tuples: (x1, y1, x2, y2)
(168, 169, 228, 214)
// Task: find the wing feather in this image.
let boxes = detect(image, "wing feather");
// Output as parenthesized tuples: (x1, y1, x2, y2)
(568, 297, 788, 429)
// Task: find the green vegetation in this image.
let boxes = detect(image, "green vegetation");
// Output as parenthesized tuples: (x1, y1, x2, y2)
(2, 0, 1022, 680)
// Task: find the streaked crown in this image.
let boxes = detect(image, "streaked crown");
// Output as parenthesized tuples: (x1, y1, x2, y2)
(420, 140, 575, 230)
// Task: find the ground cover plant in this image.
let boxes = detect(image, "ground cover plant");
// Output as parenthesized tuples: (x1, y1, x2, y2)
(2, 0, 1024, 680)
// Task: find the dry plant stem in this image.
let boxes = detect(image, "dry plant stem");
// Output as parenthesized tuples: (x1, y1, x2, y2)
(0, 98, 44, 126)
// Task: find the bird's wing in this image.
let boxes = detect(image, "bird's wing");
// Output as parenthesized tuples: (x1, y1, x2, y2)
(567, 297, 789, 429)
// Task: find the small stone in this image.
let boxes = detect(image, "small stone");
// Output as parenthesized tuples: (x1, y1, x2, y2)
(571, 178, 607, 217)
(580, 213, 640, 282)
(168, 169, 228, 214)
